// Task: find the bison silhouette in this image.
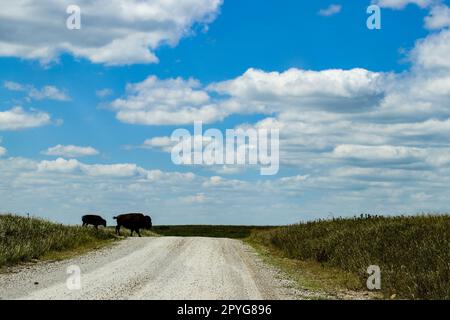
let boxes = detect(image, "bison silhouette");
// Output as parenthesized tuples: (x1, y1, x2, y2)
(114, 213, 152, 237)
(82, 215, 106, 229)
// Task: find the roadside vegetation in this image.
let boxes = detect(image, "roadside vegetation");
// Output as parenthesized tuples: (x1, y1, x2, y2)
(0, 214, 116, 268)
(250, 214, 450, 300)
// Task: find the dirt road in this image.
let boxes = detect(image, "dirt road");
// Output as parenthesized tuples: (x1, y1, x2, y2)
(0, 237, 300, 300)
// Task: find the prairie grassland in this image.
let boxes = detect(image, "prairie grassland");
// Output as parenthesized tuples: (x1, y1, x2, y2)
(251, 215, 450, 299)
(0, 214, 116, 267)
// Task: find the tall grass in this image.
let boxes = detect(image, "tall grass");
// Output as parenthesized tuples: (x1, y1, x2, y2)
(251, 215, 450, 299)
(0, 214, 116, 267)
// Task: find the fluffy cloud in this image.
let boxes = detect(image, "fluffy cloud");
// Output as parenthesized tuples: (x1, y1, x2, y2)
(110, 76, 226, 125)
(35, 157, 194, 180)
(0, 145, 6, 157)
(4, 81, 70, 101)
(318, 4, 342, 17)
(0, 0, 222, 65)
(332, 145, 425, 162)
(37, 158, 81, 173)
(142, 136, 174, 152)
(209, 68, 389, 112)
(411, 29, 450, 69)
(0, 107, 52, 130)
(42, 145, 100, 158)
(424, 4, 450, 29)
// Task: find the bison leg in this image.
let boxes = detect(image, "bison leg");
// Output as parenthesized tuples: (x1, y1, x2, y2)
(137, 229, 141, 237)
(130, 229, 134, 237)
(115, 225, 120, 235)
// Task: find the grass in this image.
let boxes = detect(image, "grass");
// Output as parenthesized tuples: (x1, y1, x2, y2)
(250, 214, 450, 300)
(0, 214, 117, 268)
(247, 239, 371, 300)
(152, 225, 275, 239)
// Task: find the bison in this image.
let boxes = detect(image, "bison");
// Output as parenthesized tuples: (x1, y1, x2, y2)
(113, 213, 152, 237)
(82, 215, 106, 229)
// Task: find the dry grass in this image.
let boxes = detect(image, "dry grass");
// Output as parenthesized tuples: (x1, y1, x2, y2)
(0, 214, 116, 267)
(251, 214, 450, 300)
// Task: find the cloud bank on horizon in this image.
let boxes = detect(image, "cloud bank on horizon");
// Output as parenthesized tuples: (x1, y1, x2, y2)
(1, 0, 450, 224)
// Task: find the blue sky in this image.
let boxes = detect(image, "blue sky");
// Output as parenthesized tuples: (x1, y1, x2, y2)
(1, 0, 450, 225)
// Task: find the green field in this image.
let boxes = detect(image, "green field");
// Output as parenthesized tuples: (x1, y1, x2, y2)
(152, 224, 275, 238)
(250, 214, 450, 300)
(0, 214, 117, 268)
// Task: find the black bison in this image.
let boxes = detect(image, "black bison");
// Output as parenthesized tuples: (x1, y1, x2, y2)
(82, 215, 106, 229)
(113, 213, 152, 237)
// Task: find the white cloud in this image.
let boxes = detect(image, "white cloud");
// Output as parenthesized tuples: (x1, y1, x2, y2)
(81, 163, 140, 177)
(210, 68, 385, 99)
(318, 4, 342, 17)
(29, 86, 70, 101)
(425, 5, 450, 29)
(0, 146, 6, 157)
(0, 107, 52, 130)
(35, 157, 195, 180)
(0, 0, 223, 65)
(142, 136, 174, 152)
(332, 144, 425, 162)
(374, 0, 433, 9)
(4, 81, 70, 101)
(42, 145, 100, 158)
(38, 158, 81, 173)
(209, 67, 388, 112)
(411, 29, 450, 69)
(110, 76, 226, 125)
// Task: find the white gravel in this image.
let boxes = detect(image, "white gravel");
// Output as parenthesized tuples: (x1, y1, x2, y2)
(0, 237, 301, 300)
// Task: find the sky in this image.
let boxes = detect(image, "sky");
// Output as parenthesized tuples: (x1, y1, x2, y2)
(1, 0, 450, 225)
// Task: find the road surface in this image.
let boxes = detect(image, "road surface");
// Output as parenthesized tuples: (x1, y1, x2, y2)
(0, 237, 300, 300)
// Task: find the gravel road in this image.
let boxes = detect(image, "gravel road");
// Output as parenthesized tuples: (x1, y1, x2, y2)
(0, 237, 300, 300)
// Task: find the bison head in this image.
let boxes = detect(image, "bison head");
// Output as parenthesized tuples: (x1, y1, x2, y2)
(101, 218, 107, 227)
(144, 215, 152, 229)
